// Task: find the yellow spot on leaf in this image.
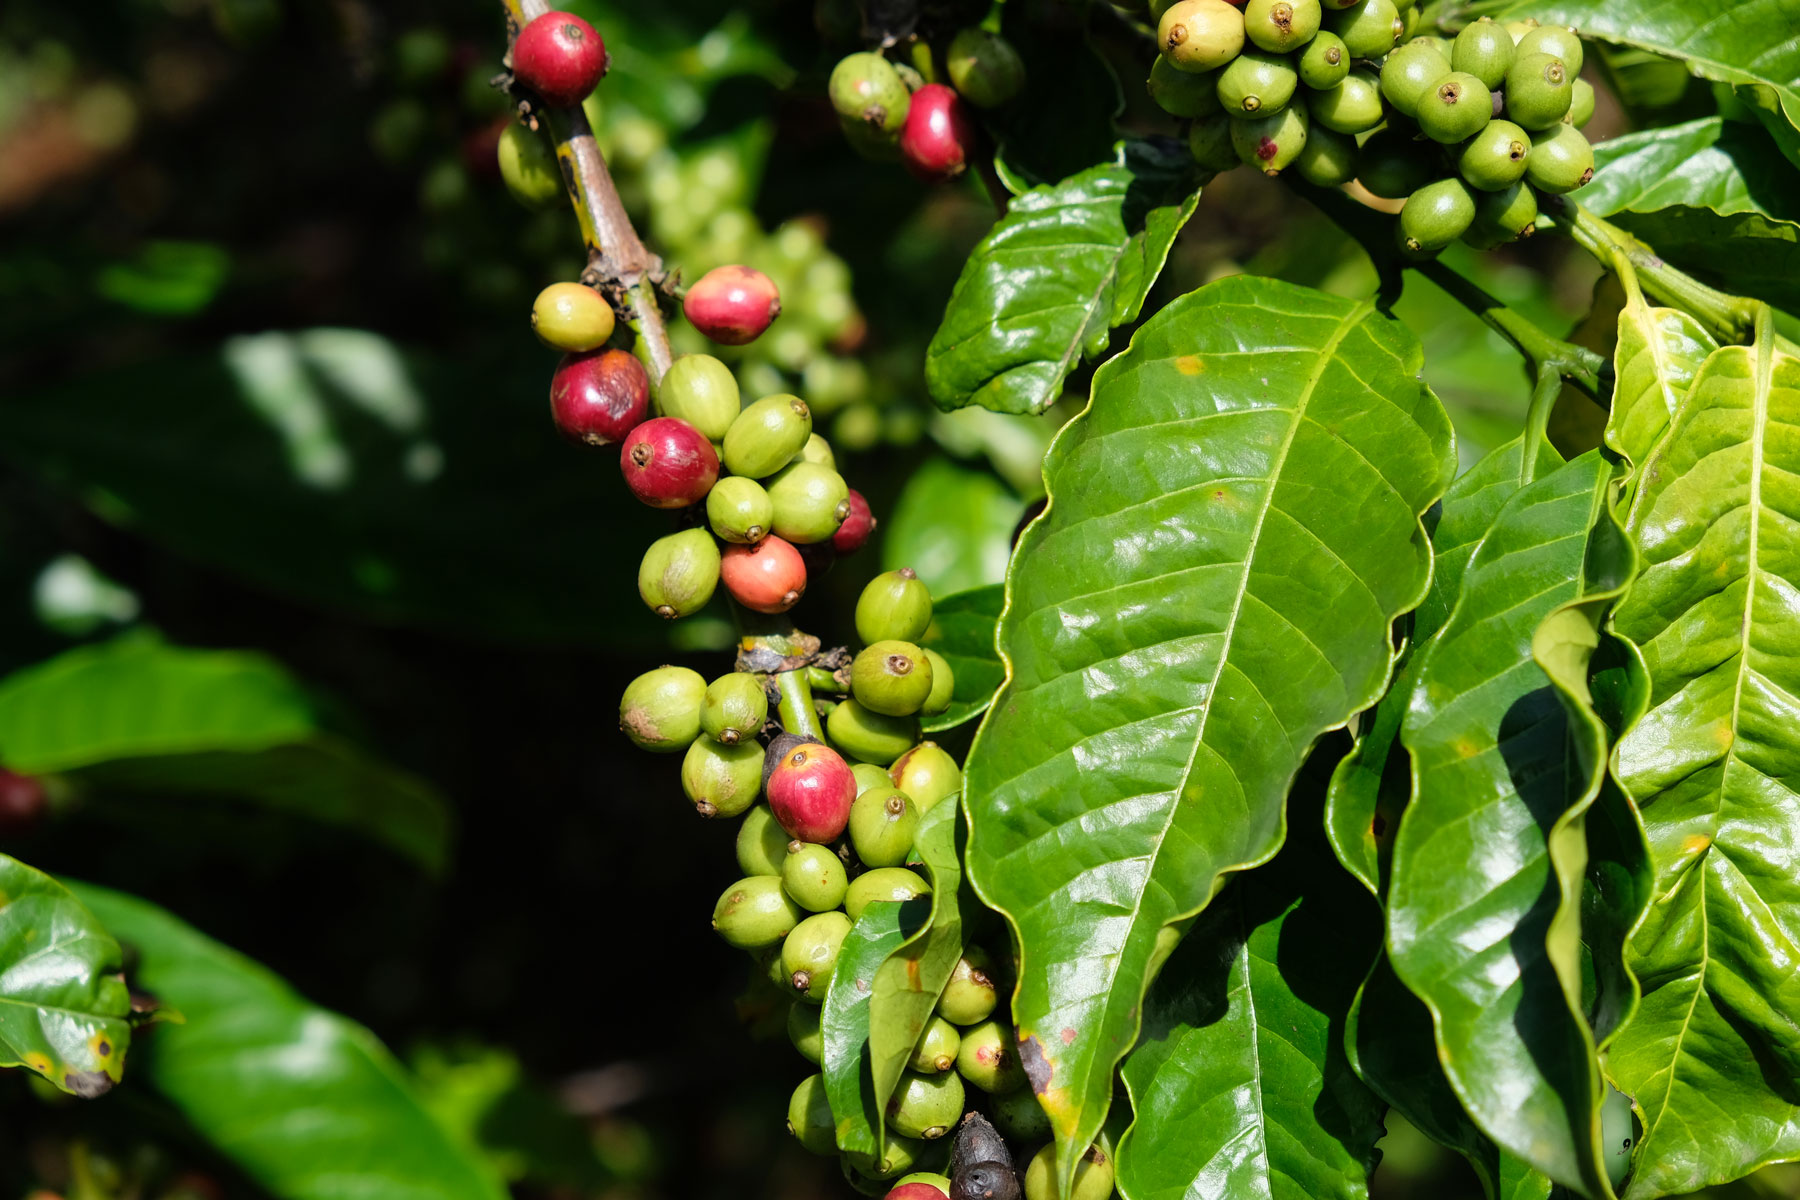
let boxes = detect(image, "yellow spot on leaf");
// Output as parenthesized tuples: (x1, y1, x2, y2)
(88, 1032, 115, 1062)
(24, 1052, 52, 1076)
(1681, 834, 1712, 858)
(1714, 721, 1734, 751)
(1173, 355, 1204, 376)
(1454, 737, 1482, 759)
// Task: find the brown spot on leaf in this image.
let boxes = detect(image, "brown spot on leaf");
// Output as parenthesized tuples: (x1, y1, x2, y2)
(62, 1069, 113, 1099)
(1018, 1034, 1053, 1095)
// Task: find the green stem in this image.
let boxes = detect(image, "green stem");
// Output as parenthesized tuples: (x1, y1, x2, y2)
(803, 666, 844, 695)
(1520, 361, 1561, 487)
(776, 670, 826, 742)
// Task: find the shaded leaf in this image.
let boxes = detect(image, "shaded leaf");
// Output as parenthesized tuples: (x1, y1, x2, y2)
(919, 585, 1004, 734)
(1607, 319, 1800, 1198)
(68, 882, 506, 1200)
(964, 275, 1455, 1187)
(0, 634, 451, 871)
(0, 855, 130, 1096)
(821, 896, 931, 1158)
(1389, 452, 1620, 1196)
(1118, 784, 1385, 1200)
(925, 140, 1200, 416)
(882, 457, 1026, 597)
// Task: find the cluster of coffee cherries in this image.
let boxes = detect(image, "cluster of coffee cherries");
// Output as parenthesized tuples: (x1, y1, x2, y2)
(1148, 0, 1595, 254)
(827, 27, 1026, 183)
(617, 573, 1106, 1199)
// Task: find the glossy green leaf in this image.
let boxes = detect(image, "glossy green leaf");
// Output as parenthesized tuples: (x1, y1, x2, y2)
(866, 800, 963, 1123)
(0, 855, 130, 1096)
(1606, 274, 1719, 475)
(964, 275, 1455, 1188)
(1117, 795, 1385, 1200)
(925, 141, 1200, 416)
(1327, 438, 1564, 896)
(1580, 118, 1800, 311)
(919, 585, 1005, 734)
(821, 896, 931, 1158)
(882, 457, 1027, 597)
(1607, 321, 1800, 1198)
(67, 881, 506, 1200)
(0, 634, 451, 871)
(1389, 451, 1621, 1196)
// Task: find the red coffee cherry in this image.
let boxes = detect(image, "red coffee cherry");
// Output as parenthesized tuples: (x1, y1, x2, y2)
(683, 265, 782, 347)
(899, 83, 977, 182)
(511, 11, 607, 108)
(766, 741, 856, 843)
(619, 417, 719, 508)
(0, 770, 47, 838)
(720, 535, 807, 613)
(831, 488, 875, 554)
(550, 348, 649, 446)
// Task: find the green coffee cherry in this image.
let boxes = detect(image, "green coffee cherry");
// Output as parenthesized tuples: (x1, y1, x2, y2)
(850, 785, 920, 867)
(991, 1088, 1052, 1142)
(783, 910, 852, 1002)
(766, 462, 851, 544)
(1158, 0, 1247, 73)
(887, 1069, 965, 1140)
(857, 568, 934, 643)
(1187, 114, 1239, 173)
(1601, 1083, 1637, 1191)
(841, 114, 904, 161)
(1504, 17, 1540, 44)
(1504, 52, 1572, 130)
(737, 805, 790, 876)
(789, 1000, 824, 1064)
(1464, 181, 1539, 248)
(1398, 177, 1477, 256)
(846, 866, 931, 921)
(946, 28, 1026, 109)
(1456, 119, 1530, 190)
(1243, 0, 1321, 53)
(497, 123, 562, 209)
(937, 947, 998, 1025)
(890, 742, 963, 813)
(1296, 31, 1348, 89)
(1323, 0, 1399, 59)
(795, 432, 835, 470)
(782, 841, 850, 912)
(1525, 122, 1594, 193)
(1416, 71, 1492, 143)
(1567, 77, 1595, 128)
(724, 394, 812, 479)
(1025, 1143, 1115, 1200)
(788, 1073, 837, 1154)
(1355, 127, 1439, 199)
(1293, 124, 1360, 186)
(638, 528, 720, 620)
(1230, 104, 1309, 176)
(1516, 24, 1583, 75)
(1148, 57, 1222, 118)
(620, 666, 706, 752)
(713, 875, 805, 949)
(827, 699, 921, 765)
(1378, 40, 1451, 119)
(852, 640, 935, 716)
(910, 1015, 962, 1073)
(702, 672, 769, 746)
(753, 942, 790, 989)
(956, 1019, 1026, 1093)
(1216, 49, 1298, 117)
(657, 354, 740, 441)
(706, 476, 773, 545)
(1451, 17, 1514, 89)
(830, 51, 911, 136)
(920, 648, 955, 716)
(846, 1136, 929, 1181)
(1309, 69, 1383, 133)
(682, 736, 764, 818)
(853, 761, 894, 794)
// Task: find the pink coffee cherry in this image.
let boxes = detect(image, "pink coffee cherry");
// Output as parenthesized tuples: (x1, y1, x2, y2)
(619, 417, 718, 508)
(683, 265, 782, 346)
(766, 740, 856, 843)
(899, 84, 977, 182)
(831, 488, 875, 554)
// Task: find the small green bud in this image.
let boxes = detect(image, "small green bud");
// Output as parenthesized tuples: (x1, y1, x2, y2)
(1525, 122, 1593, 193)
(657, 354, 741, 441)
(788, 1000, 824, 1063)
(724, 394, 813, 479)
(701, 672, 769, 744)
(706, 476, 774, 545)
(619, 666, 706, 752)
(638, 528, 720, 620)
(787, 1072, 837, 1155)
(856, 569, 934, 644)
(890, 742, 963, 813)
(782, 909, 852, 1002)
(1451, 16, 1515, 90)
(937, 947, 998, 1025)
(736, 805, 790, 876)
(681, 736, 764, 818)
(946, 28, 1026, 108)
(887, 1069, 964, 1140)
(850, 785, 920, 868)
(956, 1019, 1027, 1093)
(827, 699, 921, 765)
(782, 841, 850, 912)
(852, 640, 935, 717)
(1296, 31, 1349, 89)
(909, 1015, 962, 1073)
(713, 875, 804, 949)
(765, 461, 851, 544)
(846, 866, 931, 921)
(1025, 1143, 1115, 1200)
(920, 649, 955, 717)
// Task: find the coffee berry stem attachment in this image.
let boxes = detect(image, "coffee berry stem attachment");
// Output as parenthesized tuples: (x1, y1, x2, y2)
(803, 665, 845, 695)
(776, 668, 828, 744)
(499, 0, 674, 383)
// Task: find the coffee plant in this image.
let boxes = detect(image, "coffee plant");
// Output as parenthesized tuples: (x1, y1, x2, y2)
(3, 0, 1800, 1197)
